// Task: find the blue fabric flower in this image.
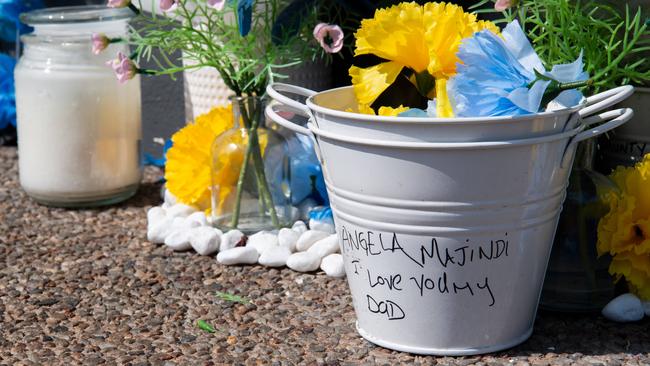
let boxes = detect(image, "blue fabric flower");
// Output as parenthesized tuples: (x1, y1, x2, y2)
(448, 20, 588, 117)
(0, 53, 16, 130)
(0, 0, 43, 42)
(237, 0, 254, 37)
(309, 205, 333, 226)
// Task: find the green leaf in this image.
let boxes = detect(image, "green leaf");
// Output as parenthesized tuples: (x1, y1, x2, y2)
(197, 320, 216, 333)
(215, 291, 251, 304)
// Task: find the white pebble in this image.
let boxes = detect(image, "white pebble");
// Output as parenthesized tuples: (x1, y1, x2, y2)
(164, 229, 193, 251)
(164, 189, 177, 206)
(320, 254, 345, 278)
(185, 211, 208, 227)
(166, 203, 197, 218)
(221, 230, 245, 251)
(147, 206, 166, 225)
(217, 247, 259, 265)
(602, 293, 645, 322)
(291, 220, 308, 235)
(147, 216, 174, 244)
(643, 301, 650, 317)
(278, 228, 300, 252)
(309, 219, 336, 234)
(189, 226, 222, 255)
(307, 234, 339, 258)
(258, 246, 292, 267)
(171, 217, 187, 229)
(296, 230, 329, 252)
(246, 231, 279, 255)
(286, 251, 321, 272)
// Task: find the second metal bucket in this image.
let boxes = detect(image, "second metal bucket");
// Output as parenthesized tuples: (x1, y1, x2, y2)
(266, 95, 633, 355)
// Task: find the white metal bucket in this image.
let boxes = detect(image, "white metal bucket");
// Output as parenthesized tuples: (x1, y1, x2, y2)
(267, 83, 633, 142)
(266, 100, 633, 355)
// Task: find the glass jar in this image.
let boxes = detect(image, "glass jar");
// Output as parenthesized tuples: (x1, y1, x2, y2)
(541, 140, 616, 312)
(210, 96, 294, 233)
(15, 6, 142, 207)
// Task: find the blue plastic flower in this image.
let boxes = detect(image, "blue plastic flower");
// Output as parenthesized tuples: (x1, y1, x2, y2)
(236, 0, 254, 37)
(0, 0, 43, 42)
(448, 20, 588, 117)
(0, 53, 16, 130)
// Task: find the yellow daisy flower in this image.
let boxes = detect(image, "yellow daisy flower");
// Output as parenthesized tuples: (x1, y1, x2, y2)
(349, 2, 499, 117)
(597, 154, 650, 300)
(165, 105, 234, 210)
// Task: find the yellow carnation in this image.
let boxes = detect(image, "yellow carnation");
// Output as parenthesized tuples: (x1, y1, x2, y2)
(597, 154, 650, 300)
(349, 2, 499, 117)
(165, 105, 234, 210)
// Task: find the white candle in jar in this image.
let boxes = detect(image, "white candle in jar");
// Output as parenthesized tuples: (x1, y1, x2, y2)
(15, 6, 142, 206)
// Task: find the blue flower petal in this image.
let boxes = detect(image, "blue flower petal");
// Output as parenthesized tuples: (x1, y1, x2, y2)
(398, 108, 427, 117)
(237, 0, 254, 36)
(501, 20, 545, 74)
(547, 51, 589, 83)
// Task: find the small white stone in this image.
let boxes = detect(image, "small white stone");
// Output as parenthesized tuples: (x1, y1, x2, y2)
(147, 216, 174, 244)
(221, 230, 245, 251)
(171, 217, 187, 229)
(217, 247, 259, 265)
(278, 228, 300, 252)
(602, 293, 645, 322)
(185, 211, 208, 227)
(320, 254, 345, 278)
(147, 206, 166, 225)
(643, 301, 650, 317)
(286, 251, 321, 272)
(189, 226, 222, 256)
(258, 246, 292, 267)
(291, 220, 308, 235)
(164, 229, 193, 251)
(246, 231, 279, 255)
(166, 203, 197, 218)
(296, 230, 329, 252)
(307, 234, 339, 258)
(309, 219, 336, 234)
(164, 189, 177, 206)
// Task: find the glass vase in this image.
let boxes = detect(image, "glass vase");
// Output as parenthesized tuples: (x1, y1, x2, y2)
(210, 96, 293, 233)
(540, 140, 616, 312)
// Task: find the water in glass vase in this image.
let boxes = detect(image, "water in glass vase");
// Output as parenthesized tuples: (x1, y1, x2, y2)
(210, 96, 293, 234)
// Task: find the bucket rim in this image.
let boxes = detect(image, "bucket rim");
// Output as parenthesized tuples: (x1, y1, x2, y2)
(306, 86, 584, 125)
(309, 121, 582, 150)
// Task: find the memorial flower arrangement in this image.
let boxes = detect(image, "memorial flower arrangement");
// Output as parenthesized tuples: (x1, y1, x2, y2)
(348, 2, 591, 118)
(597, 155, 650, 301)
(97, 0, 340, 227)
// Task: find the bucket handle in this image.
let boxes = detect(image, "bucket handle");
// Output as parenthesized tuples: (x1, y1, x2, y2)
(562, 107, 634, 167)
(579, 85, 634, 119)
(266, 83, 317, 117)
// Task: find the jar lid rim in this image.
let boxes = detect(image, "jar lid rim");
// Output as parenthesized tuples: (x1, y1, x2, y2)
(20, 5, 134, 25)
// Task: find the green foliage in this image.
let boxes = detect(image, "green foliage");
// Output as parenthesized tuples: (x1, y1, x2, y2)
(129, 0, 322, 96)
(472, 0, 650, 92)
(215, 291, 251, 304)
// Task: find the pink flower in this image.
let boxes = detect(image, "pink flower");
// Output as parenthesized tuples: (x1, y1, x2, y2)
(107, 0, 131, 8)
(494, 0, 517, 11)
(106, 52, 137, 84)
(159, 0, 178, 12)
(91, 33, 110, 55)
(313, 23, 344, 54)
(207, 0, 226, 10)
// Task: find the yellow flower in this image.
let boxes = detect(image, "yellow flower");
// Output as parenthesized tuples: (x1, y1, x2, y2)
(165, 105, 234, 210)
(597, 154, 650, 300)
(349, 2, 498, 118)
(348, 104, 410, 117)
